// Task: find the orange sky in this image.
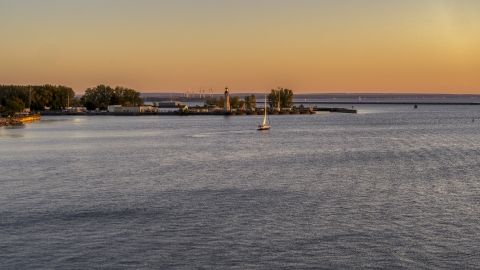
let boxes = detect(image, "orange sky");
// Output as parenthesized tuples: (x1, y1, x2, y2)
(0, 0, 479, 94)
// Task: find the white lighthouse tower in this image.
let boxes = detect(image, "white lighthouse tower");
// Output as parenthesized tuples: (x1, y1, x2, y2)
(224, 87, 230, 112)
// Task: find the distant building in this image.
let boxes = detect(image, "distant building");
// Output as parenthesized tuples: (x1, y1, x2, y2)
(14, 108, 30, 116)
(71, 107, 87, 112)
(224, 87, 230, 112)
(158, 101, 182, 107)
(114, 106, 156, 113)
(190, 107, 209, 113)
(108, 105, 122, 112)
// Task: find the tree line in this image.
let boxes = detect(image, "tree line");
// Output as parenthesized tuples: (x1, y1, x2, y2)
(1, 84, 294, 115)
(203, 88, 294, 110)
(267, 87, 294, 109)
(0, 84, 75, 115)
(0, 84, 143, 116)
(80, 85, 143, 110)
(204, 94, 258, 110)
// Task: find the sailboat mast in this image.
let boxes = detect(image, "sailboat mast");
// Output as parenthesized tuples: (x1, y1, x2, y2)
(263, 95, 267, 125)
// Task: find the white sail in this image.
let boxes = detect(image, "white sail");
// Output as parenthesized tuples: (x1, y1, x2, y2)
(262, 98, 267, 125)
(258, 95, 270, 130)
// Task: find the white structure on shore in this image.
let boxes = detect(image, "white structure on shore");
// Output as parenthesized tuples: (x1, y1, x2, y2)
(108, 105, 122, 112)
(114, 106, 156, 113)
(158, 101, 182, 107)
(68, 107, 87, 112)
(224, 87, 230, 112)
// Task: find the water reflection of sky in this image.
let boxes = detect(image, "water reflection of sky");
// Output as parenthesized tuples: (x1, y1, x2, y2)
(0, 125, 26, 138)
(0, 133, 25, 138)
(2, 105, 480, 269)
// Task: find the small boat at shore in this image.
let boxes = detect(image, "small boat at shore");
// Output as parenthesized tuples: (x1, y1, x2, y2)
(258, 96, 270, 130)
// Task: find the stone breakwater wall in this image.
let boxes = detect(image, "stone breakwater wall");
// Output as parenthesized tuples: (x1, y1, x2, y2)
(0, 115, 41, 126)
(0, 118, 22, 126)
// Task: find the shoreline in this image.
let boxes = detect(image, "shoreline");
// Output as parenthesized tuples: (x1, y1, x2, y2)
(0, 115, 41, 127)
(0, 118, 22, 127)
(38, 111, 320, 116)
(38, 106, 361, 116)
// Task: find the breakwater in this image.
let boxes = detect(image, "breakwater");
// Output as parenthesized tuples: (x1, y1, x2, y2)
(0, 115, 41, 127)
(40, 111, 318, 116)
(314, 107, 357, 113)
(39, 108, 365, 116)
(0, 118, 21, 126)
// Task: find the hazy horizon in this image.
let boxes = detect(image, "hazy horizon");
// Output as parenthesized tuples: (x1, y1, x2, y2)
(1, 0, 479, 94)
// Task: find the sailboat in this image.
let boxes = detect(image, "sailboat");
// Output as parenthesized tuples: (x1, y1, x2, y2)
(258, 95, 270, 130)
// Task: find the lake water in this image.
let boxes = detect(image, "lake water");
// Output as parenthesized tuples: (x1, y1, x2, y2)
(1, 104, 480, 269)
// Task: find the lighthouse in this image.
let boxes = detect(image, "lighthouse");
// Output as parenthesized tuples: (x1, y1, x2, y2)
(224, 87, 230, 112)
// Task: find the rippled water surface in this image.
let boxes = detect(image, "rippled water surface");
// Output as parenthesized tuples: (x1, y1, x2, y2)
(2, 104, 480, 269)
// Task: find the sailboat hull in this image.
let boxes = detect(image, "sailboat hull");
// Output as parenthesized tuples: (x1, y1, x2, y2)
(257, 125, 270, 130)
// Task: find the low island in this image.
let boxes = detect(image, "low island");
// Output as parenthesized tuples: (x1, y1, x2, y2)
(1, 84, 359, 121)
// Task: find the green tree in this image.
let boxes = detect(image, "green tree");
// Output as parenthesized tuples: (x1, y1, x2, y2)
(113, 86, 143, 106)
(204, 98, 213, 107)
(31, 86, 53, 110)
(71, 97, 83, 107)
(85, 101, 96, 111)
(230, 96, 240, 108)
(280, 88, 294, 108)
(239, 100, 245, 109)
(110, 92, 120, 105)
(244, 94, 257, 110)
(0, 84, 74, 111)
(178, 106, 189, 115)
(267, 89, 279, 109)
(4, 97, 25, 116)
(81, 85, 113, 109)
(80, 85, 143, 108)
(217, 96, 225, 108)
(204, 97, 225, 108)
(267, 87, 294, 109)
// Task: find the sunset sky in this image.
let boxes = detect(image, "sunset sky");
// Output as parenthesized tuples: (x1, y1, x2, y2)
(1, 0, 479, 94)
